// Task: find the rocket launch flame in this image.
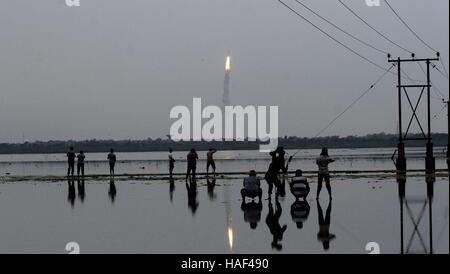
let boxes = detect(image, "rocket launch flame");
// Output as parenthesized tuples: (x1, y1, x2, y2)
(225, 56, 231, 72)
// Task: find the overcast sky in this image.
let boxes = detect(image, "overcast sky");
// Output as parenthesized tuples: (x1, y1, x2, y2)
(0, 0, 448, 142)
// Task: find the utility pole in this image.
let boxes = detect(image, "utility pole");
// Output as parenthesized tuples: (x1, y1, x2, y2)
(447, 100, 449, 176)
(388, 55, 440, 178)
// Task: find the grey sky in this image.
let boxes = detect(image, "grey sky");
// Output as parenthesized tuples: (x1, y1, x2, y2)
(0, 0, 448, 142)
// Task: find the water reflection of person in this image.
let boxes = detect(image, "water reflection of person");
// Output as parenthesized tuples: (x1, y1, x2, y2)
(169, 178, 175, 202)
(77, 178, 86, 203)
(207, 178, 217, 201)
(265, 199, 287, 250)
(186, 179, 199, 215)
(241, 198, 263, 230)
(67, 178, 76, 208)
(108, 178, 117, 203)
(316, 200, 335, 250)
(290, 200, 310, 229)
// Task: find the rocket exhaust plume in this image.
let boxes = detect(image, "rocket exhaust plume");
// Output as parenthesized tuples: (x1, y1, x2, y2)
(223, 55, 231, 106)
(224, 182, 234, 251)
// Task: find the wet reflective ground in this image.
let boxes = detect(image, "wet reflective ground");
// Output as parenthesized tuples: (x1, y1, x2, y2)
(0, 176, 447, 254)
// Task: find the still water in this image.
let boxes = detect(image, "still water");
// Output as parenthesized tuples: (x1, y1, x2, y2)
(0, 148, 448, 253)
(0, 176, 448, 254)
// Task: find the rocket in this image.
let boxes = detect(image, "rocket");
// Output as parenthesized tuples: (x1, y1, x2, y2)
(225, 55, 231, 72)
(223, 55, 231, 106)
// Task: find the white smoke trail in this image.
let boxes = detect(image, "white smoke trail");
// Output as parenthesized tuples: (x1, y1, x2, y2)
(223, 72, 230, 106)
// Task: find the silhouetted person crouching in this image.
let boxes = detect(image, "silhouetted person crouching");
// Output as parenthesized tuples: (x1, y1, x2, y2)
(241, 170, 262, 201)
(290, 169, 310, 200)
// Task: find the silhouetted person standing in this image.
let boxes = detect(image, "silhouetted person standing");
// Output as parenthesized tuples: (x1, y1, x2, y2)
(206, 148, 217, 177)
(66, 146, 76, 177)
(264, 162, 280, 198)
(107, 148, 116, 176)
(317, 200, 335, 250)
(265, 198, 287, 250)
(316, 148, 335, 199)
(276, 146, 287, 174)
(270, 150, 277, 164)
(77, 150, 85, 177)
(186, 148, 198, 182)
(168, 148, 175, 178)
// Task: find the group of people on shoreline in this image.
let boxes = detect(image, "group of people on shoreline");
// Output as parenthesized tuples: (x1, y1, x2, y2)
(66, 146, 117, 177)
(168, 146, 335, 200)
(65, 145, 335, 201)
(240, 146, 335, 201)
(168, 148, 217, 181)
(65, 145, 336, 250)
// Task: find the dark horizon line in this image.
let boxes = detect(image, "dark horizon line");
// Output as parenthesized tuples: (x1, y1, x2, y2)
(2, 131, 449, 145)
(0, 132, 448, 155)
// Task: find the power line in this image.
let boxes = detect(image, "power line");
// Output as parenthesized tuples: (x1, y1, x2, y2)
(431, 62, 450, 80)
(286, 64, 395, 159)
(337, 0, 414, 54)
(439, 57, 449, 78)
(384, 0, 449, 91)
(292, 0, 389, 55)
(432, 103, 447, 120)
(278, 0, 424, 84)
(313, 64, 395, 138)
(417, 62, 448, 100)
(287, 63, 395, 160)
(385, 0, 438, 53)
(278, 0, 391, 73)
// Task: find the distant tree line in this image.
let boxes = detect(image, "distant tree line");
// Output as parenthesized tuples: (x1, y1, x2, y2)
(0, 132, 447, 154)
